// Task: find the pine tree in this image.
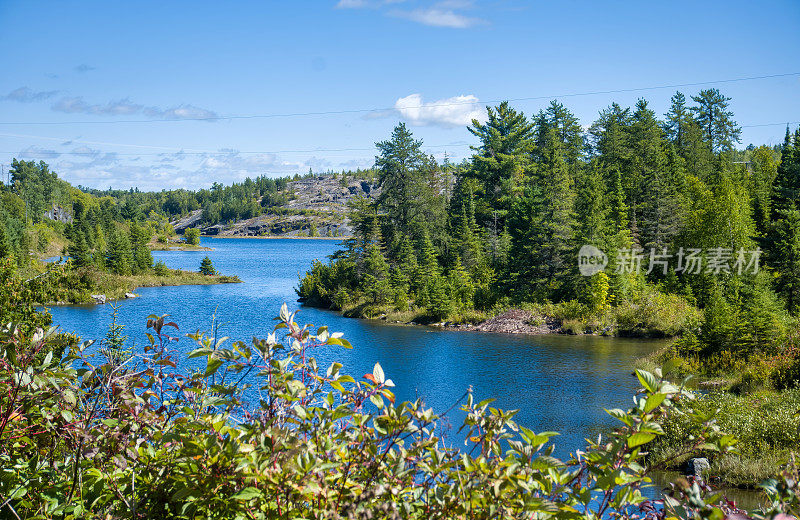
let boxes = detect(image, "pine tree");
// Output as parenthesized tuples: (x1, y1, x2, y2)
(446, 257, 474, 309)
(663, 91, 693, 150)
(628, 99, 682, 252)
(105, 227, 132, 275)
(533, 101, 585, 166)
(129, 221, 153, 273)
(773, 209, 800, 314)
(509, 128, 576, 301)
(748, 145, 779, 235)
(772, 127, 800, 215)
(361, 243, 391, 305)
(68, 231, 92, 267)
(0, 220, 11, 258)
(466, 101, 534, 227)
(690, 88, 742, 152)
(101, 303, 131, 366)
(416, 233, 444, 309)
(589, 103, 631, 171)
(199, 256, 216, 276)
(375, 123, 429, 239)
(574, 161, 613, 248)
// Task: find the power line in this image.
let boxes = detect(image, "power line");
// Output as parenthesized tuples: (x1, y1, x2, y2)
(0, 72, 797, 126)
(1, 120, 797, 159)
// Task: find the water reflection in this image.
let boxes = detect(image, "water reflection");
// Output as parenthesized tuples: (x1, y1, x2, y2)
(47, 237, 663, 459)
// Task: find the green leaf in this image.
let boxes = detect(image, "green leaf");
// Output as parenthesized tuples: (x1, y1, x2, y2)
(627, 432, 656, 448)
(635, 370, 658, 393)
(205, 357, 223, 377)
(643, 393, 667, 413)
(232, 487, 261, 500)
(188, 347, 213, 359)
(370, 394, 384, 409)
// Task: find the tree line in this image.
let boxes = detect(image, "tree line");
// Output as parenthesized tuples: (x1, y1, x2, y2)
(299, 89, 799, 366)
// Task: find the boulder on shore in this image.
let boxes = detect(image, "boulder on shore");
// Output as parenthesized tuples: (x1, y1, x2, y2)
(91, 294, 107, 304)
(124, 292, 137, 299)
(684, 457, 710, 479)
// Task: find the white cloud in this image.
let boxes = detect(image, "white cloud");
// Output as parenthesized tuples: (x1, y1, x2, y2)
(3, 86, 59, 103)
(147, 104, 218, 120)
(391, 7, 481, 28)
(17, 146, 61, 159)
(336, 0, 370, 7)
(54, 97, 143, 116)
(51, 96, 219, 121)
(394, 93, 485, 128)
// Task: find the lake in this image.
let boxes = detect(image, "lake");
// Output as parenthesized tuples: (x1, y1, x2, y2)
(47, 237, 662, 460)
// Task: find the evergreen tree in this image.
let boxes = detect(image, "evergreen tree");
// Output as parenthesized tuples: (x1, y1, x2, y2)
(105, 227, 132, 275)
(466, 101, 534, 227)
(574, 161, 613, 248)
(509, 128, 576, 300)
(772, 127, 800, 215)
(690, 88, 742, 152)
(101, 303, 131, 366)
(533, 101, 585, 166)
(68, 231, 92, 267)
(199, 256, 216, 276)
(129, 221, 153, 273)
(0, 220, 11, 258)
(749, 145, 779, 235)
(447, 257, 475, 309)
(184, 227, 201, 246)
(375, 123, 430, 239)
(663, 91, 693, 150)
(772, 209, 800, 314)
(361, 243, 391, 305)
(589, 103, 631, 171)
(415, 233, 444, 309)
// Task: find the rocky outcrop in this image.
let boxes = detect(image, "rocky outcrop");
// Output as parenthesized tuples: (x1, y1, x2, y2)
(167, 175, 377, 238)
(44, 204, 72, 223)
(283, 175, 380, 213)
(171, 209, 203, 233)
(450, 309, 561, 334)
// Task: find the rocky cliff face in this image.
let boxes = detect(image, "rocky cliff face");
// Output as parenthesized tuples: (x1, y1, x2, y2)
(171, 175, 379, 238)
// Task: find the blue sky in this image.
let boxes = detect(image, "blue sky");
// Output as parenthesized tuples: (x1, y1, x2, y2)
(1, 0, 798, 190)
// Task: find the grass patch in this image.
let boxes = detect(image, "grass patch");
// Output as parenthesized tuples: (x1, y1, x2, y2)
(649, 388, 800, 487)
(35, 266, 241, 305)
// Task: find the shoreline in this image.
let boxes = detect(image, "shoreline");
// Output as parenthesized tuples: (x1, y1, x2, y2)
(205, 235, 347, 241)
(41, 270, 242, 306)
(307, 303, 568, 336)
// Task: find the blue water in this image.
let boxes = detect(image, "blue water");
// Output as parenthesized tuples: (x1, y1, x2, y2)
(47, 237, 661, 459)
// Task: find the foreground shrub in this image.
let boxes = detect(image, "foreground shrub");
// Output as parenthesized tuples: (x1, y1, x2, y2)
(2, 305, 799, 519)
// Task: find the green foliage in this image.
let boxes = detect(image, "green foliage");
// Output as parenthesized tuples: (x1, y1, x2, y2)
(105, 226, 132, 275)
(183, 227, 200, 246)
(651, 387, 800, 487)
(153, 260, 170, 276)
(298, 97, 799, 352)
(199, 255, 216, 276)
(99, 303, 131, 366)
(0, 257, 53, 335)
(2, 306, 767, 519)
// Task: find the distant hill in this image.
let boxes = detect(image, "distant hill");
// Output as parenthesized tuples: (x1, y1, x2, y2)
(171, 175, 380, 238)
